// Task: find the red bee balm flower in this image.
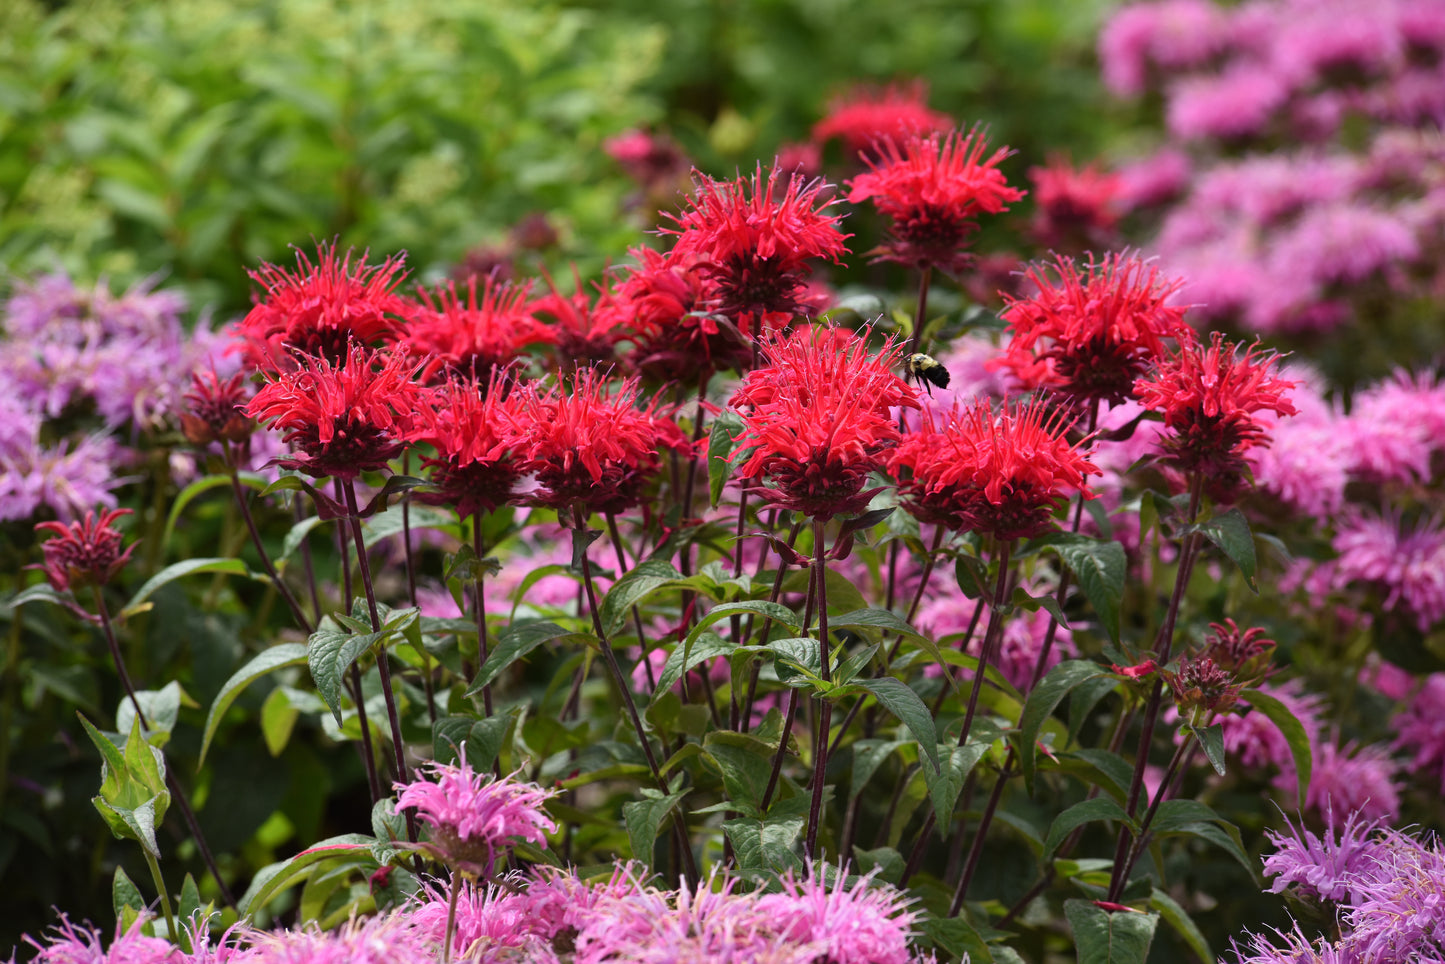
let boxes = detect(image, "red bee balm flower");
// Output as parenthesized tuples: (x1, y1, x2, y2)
(618, 247, 749, 383)
(812, 80, 954, 153)
(413, 375, 530, 521)
(847, 128, 1025, 274)
(516, 369, 689, 516)
(1134, 332, 1297, 491)
(236, 243, 413, 372)
(246, 347, 434, 480)
(995, 252, 1194, 408)
(731, 327, 919, 520)
(402, 276, 555, 384)
(890, 398, 1098, 540)
(35, 508, 136, 593)
(530, 270, 630, 372)
(180, 367, 254, 447)
(1027, 156, 1124, 251)
(665, 166, 850, 333)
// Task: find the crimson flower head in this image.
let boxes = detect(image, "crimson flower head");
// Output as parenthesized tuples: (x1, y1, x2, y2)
(413, 374, 531, 521)
(730, 326, 919, 520)
(530, 270, 629, 372)
(1165, 654, 1242, 721)
(846, 128, 1025, 274)
(245, 346, 434, 480)
(665, 165, 850, 335)
(1027, 155, 1124, 251)
(994, 252, 1195, 409)
(180, 366, 254, 447)
(811, 80, 954, 153)
(402, 276, 555, 384)
(1202, 618, 1276, 684)
(394, 758, 556, 877)
(516, 368, 690, 516)
(35, 508, 136, 593)
(1134, 332, 1297, 497)
(236, 242, 413, 372)
(618, 247, 750, 384)
(889, 397, 1098, 540)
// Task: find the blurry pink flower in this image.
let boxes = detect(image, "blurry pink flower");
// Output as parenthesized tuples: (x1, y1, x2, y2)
(1302, 739, 1402, 827)
(1343, 370, 1445, 484)
(1167, 64, 1289, 140)
(1115, 149, 1192, 209)
(1098, 0, 1229, 96)
(1333, 511, 1445, 632)
(1394, 673, 1445, 795)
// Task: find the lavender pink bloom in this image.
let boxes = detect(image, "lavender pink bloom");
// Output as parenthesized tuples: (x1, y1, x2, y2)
(1394, 673, 1445, 795)
(393, 760, 557, 874)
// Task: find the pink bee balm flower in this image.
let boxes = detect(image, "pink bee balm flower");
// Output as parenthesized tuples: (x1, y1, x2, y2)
(753, 863, 921, 964)
(1394, 673, 1445, 795)
(394, 759, 557, 876)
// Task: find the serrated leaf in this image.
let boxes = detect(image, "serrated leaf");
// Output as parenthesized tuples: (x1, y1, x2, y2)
(1065, 899, 1159, 964)
(122, 558, 251, 616)
(704, 732, 775, 815)
(924, 742, 990, 826)
(432, 711, 517, 773)
(469, 621, 592, 696)
(1016, 660, 1105, 795)
(1239, 688, 1312, 806)
(1193, 508, 1256, 591)
(1043, 534, 1126, 643)
(709, 410, 744, 508)
(201, 643, 308, 764)
(1043, 798, 1133, 860)
(853, 677, 940, 775)
(623, 789, 687, 868)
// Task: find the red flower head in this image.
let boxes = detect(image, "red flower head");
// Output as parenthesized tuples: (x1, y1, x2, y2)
(245, 346, 434, 480)
(412, 373, 532, 521)
(516, 368, 690, 516)
(236, 242, 413, 372)
(994, 253, 1195, 409)
(1165, 654, 1242, 720)
(730, 326, 919, 520)
(1134, 332, 1297, 497)
(618, 247, 751, 384)
(530, 269, 629, 372)
(889, 397, 1098, 540)
(180, 366, 254, 447)
(1026, 155, 1124, 251)
(665, 165, 850, 336)
(1202, 617, 1275, 684)
(812, 80, 954, 154)
(402, 276, 555, 384)
(846, 128, 1025, 274)
(35, 508, 136, 593)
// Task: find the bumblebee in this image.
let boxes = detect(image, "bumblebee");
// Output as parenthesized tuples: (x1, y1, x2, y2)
(906, 353, 950, 395)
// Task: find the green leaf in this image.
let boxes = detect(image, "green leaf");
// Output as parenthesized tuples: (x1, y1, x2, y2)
(200, 643, 307, 765)
(238, 835, 375, 915)
(1192, 724, 1227, 776)
(600, 559, 686, 636)
(623, 788, 687, 868)
(1042, 534, 1126, 643)
(178, 874, 203, 931)
(1043, 798, 1133, 860)
(655, 632, 736, 696)
(362, 500, 454, 541)
(924, 742, 990, 827)
(1, 584, 73, 615)
(1240, 688, 1312, 806)
(259, 687, 300, 758)
(1193, 508, 1256, 591)
(919, 916, 994, 964)
(722, 802, 807, 873)
(1015, 660, 1105, 795)
(1150, 802, 1258, 883)
(161, 472, 263, 552)
(853, 677, 940, 775)
(829, 608, 931, 643)
(469, 620, 593, 696)
(1011, 585, 1071, 630)
(849, 739, 907, 800)
(1064, 899, 1159, 964)
(704, 732, 776, 815)
(278, 515, 327, 565)
(112, 865, 146, 921)
(709, 410, 744, 508)
(122, 558, 251, 617)
(433, 711, 518, 773)
(1150, 888, 1213, 963)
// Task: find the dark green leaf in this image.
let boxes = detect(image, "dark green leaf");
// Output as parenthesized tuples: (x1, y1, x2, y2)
(1192, 724, 1227, 776)
(1044, 798, 1133, 859)
(200, 643, 307, 765)
(1065, 899, 1159, 964)
(1193, 508, 1256, 591)
(920, 917, 994, 964)
(600, 559, 686, 637)
(708, 410, 744, 508)
(1043, 534, 1126, 643)
(122, 558, 251, 617)
(623, 788, 687, 868)
(704, 732, 775, 815)
(1240, 688, 1312, 806)
(854, 677, 940, 775)
(1011, 585, 1071, 630)
(469, 621, 593, 696)
(924, 742, 990, 826)
(1150, 888, 1213, 964)
(1015, 660, 1105, 795)
(655, 632, 736, 696)
(112, 865, 146, 920)
(849, 740, 907, 799)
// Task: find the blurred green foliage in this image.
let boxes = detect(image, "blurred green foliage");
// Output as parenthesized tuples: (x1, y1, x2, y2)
(0, 0, 1116, 316)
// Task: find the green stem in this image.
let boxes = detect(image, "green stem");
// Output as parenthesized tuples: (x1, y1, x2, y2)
(442, 867, 462, 964)
(144, 849, 177, 940)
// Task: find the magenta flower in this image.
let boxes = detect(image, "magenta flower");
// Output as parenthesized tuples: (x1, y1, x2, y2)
(753, 864, 921, 964)
(1394, 673, 1445, 795)
(1264, 811, 1387, 904)
(394, 758, 557, 875)
(1304, 739, 1402, 827)
(20, 914, 179, 964)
